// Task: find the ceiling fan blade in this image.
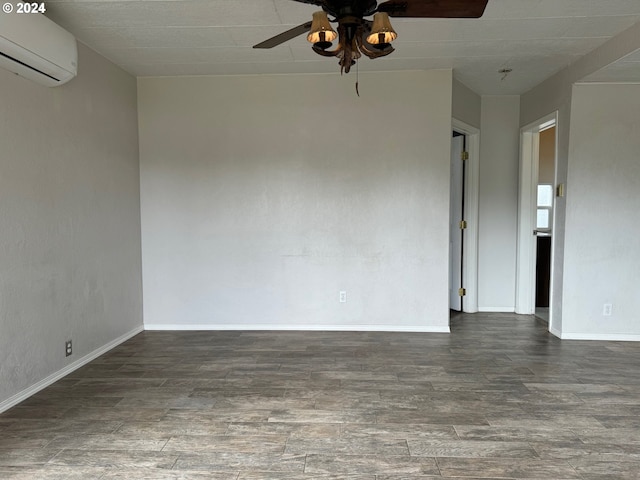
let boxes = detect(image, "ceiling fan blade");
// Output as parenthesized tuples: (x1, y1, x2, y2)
(253, 21, 313, 49)
(289, 0, 326, 5)
(378, 0, 489, 18)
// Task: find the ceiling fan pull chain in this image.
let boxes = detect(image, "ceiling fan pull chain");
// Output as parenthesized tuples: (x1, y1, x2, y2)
(355, 61, 360, 97)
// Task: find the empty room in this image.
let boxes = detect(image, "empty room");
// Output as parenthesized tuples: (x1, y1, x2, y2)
(1, 0, 640, 478)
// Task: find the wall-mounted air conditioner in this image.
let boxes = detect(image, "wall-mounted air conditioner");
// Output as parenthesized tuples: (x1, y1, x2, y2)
(0, 10, 77, 87)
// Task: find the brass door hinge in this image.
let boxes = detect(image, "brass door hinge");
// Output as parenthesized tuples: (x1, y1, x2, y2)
(458, 288, 466, 297)
(461, 151, 469, 161)
(459, 220, 467, 229)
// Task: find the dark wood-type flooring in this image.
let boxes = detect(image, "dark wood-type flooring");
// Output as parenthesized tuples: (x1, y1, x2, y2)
(2, 313, 640, 479)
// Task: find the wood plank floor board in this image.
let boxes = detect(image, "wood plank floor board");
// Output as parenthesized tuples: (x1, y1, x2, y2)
(238, 474, 374, 480)
(284, 436, 411, 455)
(303, 454, 440, 475)
(172, 452, 305, 473)
(101, 469, 236, 479)
(162, 434, 288, 454)
(435, 457, 583, 478)
(407, 439, 539, 458)
(3, 314, 640, 478)
(0, 449, 62, 467)
(114, 419, 228, 436)
(569, 458, 640, 479)
(48, 449, 179, 469)
(453, 425, 584, 443)
(0, 466, 107, 479)
(44, 434, 171, 451)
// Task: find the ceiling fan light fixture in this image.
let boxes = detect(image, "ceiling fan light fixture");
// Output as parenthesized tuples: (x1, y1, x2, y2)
(254, 0, 489, 73)
(366, 12, 397, 45)
(307, 11, 337, 45)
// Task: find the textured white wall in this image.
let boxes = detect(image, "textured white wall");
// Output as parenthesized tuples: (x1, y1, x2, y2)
(452, 79, 481, 128)
(0, 44, 143, 405)
(562, 84, 640, 338)
(138, 70, 453, 331)
(478, 96, 521, 311)
(521, 19, 640, 335)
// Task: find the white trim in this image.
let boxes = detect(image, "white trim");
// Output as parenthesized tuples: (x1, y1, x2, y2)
(452, 118, 480, 314)
(549, 326, 562, 339)
(520, 112, 558, 137)
(144, 324, 450, 333)
(0, 325, 144, 414)
(547, 124, 560, 336)
(516, 112, 558, 317)
(575, 81, 640, 86)
(515, 130, 539, 314)
(559, 332, 640, 342)
(477, 307, 515, 313)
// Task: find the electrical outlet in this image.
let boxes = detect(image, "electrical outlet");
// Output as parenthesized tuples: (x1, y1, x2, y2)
(603, 304, 612, 316)
(65, 340, 72, 357)
(339, 291, 347, 303)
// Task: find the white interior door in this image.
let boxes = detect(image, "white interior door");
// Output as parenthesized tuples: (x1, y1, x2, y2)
(449, 134, 464, 311)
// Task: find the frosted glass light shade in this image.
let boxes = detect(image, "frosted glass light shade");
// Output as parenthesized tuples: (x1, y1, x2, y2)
(366, 12, 397, 44)
(307, 11, 337, 44)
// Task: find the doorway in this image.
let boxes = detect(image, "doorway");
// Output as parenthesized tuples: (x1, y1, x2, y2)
(534, 125, 555, 322)
(449, 132, 465, 312)
(449, 120, 480, 314)
(516, 113, 557, 327)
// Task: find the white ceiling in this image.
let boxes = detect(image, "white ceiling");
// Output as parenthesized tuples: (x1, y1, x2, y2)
(44, 0, 640, 95)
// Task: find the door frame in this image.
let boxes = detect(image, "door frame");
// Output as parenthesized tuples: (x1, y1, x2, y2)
(515, 112, 557, 317)
(452, 119, 480, 313)
(449, 133, 465, 311)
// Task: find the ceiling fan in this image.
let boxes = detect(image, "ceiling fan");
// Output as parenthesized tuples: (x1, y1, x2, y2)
(254, 0, 489, 73)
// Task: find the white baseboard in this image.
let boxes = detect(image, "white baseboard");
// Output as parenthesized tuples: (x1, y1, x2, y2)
(558, 332, 640, 342)
(0, 325, 144, 414)
(549, 326, 562, 338)
(477, 307, 516, 313)
(144, 323, 450, 333)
